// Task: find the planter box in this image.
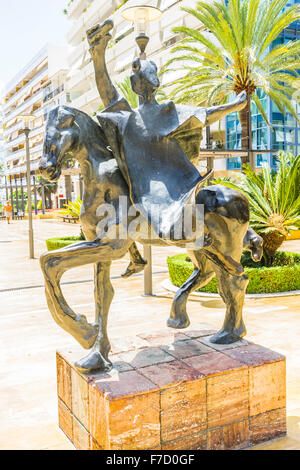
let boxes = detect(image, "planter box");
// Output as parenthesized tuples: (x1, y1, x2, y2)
(56, 329, 286, 450)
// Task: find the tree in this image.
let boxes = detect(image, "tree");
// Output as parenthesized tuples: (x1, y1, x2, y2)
(214, 152, 300, 264)
(36, 176, 58, 209)
(162, 0, 300, 164)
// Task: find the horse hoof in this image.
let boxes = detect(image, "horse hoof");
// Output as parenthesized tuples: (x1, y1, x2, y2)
(209, 330, 243, 345)
(167, 316, 190, 329)
(75, 351, 112, 374)
(121, 262, 147, 278)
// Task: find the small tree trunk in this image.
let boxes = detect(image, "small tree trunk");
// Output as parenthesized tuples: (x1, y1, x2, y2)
(261, 232, 286, 265)
(239, 96, 253, 170)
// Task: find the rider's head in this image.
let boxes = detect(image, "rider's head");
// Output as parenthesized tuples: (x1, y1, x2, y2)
(130, 58, 160, 102)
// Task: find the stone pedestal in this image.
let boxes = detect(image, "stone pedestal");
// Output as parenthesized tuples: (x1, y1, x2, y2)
(57, 329, 286, 450)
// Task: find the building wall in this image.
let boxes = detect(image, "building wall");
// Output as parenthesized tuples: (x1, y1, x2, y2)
(1, 44, 70, 210)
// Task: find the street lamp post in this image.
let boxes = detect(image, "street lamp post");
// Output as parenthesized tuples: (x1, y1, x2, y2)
(121, 5, 162, 296)
(17, 114, 35, 259)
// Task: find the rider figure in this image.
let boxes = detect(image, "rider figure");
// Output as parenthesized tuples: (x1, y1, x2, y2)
(87, 19, 247, 262)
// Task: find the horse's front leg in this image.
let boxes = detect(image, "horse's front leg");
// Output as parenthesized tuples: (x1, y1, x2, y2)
(75, 261, 114, 373)
(40, 238, 130, 351)
(41, 251, 99, 350)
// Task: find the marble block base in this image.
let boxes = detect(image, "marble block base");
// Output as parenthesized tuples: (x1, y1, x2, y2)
(56, 329, 286, 450)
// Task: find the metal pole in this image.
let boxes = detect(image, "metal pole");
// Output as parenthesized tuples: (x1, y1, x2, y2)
(5, 176, 9, 202)
(143, 245, 153, 296)
(79, 174, 84, 200)
(14, 175, 19, 214)
(33, 175, 38, 215)
(9, 177, 14, 220)
(41, 181, 46, 215)
(65, 174, 72, 203)
(21, 176, 25, 213)
(24, 128, 34, 259)
(206, 126, 214, 180)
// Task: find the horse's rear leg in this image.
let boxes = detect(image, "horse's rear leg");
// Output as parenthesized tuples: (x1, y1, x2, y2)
(122, 242, 147, 278)
(210, 268, 249, 344)
(75, 261, 114, 373)
(168, 251, 214, 329)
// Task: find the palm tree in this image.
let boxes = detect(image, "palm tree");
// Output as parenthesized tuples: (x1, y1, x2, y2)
(117, 76, 139, 108)
(162, 0, 300, 164)
(36, 176, 58, 209)
(213, 152, 300, 264)
(59, 197, 85, 239)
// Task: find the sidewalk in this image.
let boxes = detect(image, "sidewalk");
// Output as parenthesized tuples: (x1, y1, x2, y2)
(0, 219, 299, 450)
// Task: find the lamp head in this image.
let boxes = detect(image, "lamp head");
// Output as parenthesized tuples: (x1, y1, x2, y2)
(121, 5, 162, 58)
(17, 114, 35, 130)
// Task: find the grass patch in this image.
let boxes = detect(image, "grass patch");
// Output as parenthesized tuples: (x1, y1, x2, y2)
(167, 251, 300, 294)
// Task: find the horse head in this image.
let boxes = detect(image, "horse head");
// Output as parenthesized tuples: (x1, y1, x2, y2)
(39, 106, 79, 181)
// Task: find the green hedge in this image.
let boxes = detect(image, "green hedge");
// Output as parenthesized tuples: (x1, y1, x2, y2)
(167, 251, 300, 294)
(46, 236, 82, 251)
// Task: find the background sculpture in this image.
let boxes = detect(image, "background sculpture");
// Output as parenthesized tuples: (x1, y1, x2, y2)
(39, 19, 263, 373)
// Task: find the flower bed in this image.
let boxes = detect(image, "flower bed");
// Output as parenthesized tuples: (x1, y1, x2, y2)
(167, 251, 300, 294)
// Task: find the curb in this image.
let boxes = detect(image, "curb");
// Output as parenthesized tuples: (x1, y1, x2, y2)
(161, 278, 300, 300)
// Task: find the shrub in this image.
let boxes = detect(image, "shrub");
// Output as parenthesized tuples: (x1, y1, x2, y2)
(167, 251, 300, 294)
(46, 236, 81, 251)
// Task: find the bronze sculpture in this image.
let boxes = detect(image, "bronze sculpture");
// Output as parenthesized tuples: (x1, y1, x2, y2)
(39, 19, 263, 373)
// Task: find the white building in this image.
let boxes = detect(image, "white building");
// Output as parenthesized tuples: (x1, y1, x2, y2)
(2, 44, 70, 211)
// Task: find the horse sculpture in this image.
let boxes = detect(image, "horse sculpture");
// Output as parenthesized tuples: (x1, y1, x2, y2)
(39, 105, 263, 373)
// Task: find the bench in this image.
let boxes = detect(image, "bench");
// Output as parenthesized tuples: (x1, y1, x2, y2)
(59, 215, 79, 224)
(15, 214, 24, 220)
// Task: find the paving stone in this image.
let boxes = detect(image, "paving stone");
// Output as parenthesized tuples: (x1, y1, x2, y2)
(249, 360, 286, 416)
(162, 432, 207, 450)
(208, 420, 249, 450)
(183, 351, 246, 377)
(92, 369, 158, 400)
(56, 353, 72, 409)
(207, 369, 249, 428)
(198, 335, 249, 351)
(222, 343, 285, 367)
(71, 367, 89, 431)
(58, 398, 73, 443)
(108, 392, 160, 450)
(138, 360, 204, 389)
(116, 347, 175, 369)
(72, 416, 91, 450)
(161, 338, 212, 360)
(249, 408, 286, 445)
(160, 380, 206, 442)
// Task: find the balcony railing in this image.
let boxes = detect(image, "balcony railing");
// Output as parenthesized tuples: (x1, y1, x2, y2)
(3, 66, 48, 113)
(4, 90, 44, 122)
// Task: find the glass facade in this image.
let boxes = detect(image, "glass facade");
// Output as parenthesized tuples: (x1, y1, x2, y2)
(226, 0, 300, 170)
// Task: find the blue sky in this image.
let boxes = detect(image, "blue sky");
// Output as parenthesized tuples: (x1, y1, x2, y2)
(0, 0, 69, 90)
